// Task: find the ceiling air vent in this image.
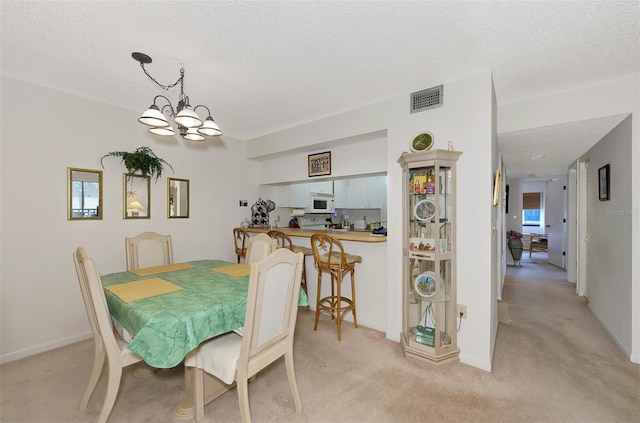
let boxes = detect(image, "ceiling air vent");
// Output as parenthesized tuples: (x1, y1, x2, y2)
(410, 85, 443, 114)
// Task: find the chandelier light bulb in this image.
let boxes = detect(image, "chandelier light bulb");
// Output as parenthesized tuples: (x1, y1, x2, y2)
(183, 127, 206, 142)
(149, 126, 176, 136)
(198, 117, 223, 136)
(174, 107, 203, 128)
(138, 105, 170, 128)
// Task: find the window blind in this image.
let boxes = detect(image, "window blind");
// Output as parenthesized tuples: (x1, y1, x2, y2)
(522, 192, 541, 210)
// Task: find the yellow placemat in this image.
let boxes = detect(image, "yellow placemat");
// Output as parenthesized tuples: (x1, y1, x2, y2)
(211, 264, 250, 277)
(129, 262, 194, 277)
(105, 278, 184, 303)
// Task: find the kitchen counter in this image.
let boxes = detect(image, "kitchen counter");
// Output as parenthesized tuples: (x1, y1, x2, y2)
(238, 226, 387, 333)
(240, 227, 387, 243)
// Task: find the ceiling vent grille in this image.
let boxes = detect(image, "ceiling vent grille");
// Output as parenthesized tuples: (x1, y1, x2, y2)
(410, 85, 443, 113)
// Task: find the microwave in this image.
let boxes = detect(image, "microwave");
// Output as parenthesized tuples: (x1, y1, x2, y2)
(307, 193, 335, 213)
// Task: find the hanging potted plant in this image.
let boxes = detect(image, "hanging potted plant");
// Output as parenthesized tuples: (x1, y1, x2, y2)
(100, 146, 174, 182)
(507, 230, 524, 263)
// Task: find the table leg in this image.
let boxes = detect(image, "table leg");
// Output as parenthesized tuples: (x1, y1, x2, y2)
(173, 366, 234, 421)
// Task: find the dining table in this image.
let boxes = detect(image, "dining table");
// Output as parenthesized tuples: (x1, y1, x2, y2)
(100, 258, 309, 420)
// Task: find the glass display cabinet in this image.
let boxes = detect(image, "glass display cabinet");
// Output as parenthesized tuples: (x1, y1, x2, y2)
(397, 149, 462, 366)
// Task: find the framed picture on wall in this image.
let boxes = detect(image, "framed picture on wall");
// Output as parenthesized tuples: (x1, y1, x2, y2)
(598, 164, 610, 201)
(308, 151, 331, 177)
(492, 169, 501, 206)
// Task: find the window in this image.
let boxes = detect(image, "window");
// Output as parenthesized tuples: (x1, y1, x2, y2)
(523, 209, 541, 226)
(522, 192, 541, 227)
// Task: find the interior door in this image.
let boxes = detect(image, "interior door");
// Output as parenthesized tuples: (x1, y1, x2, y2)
(546, 177, 566, 268)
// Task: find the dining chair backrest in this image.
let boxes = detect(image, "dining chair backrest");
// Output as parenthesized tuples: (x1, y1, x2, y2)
(73, 247, 100, 353)
(233, 228, 250, 263)
(74, 247, 143, 423)
(185, 248, 304, 422)
(240, 248, 304, 377)
(244, 233, 277, 266)
(125, 231, 173, 270)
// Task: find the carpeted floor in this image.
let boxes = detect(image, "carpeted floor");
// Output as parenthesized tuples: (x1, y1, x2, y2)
(1, 255, 638, 422)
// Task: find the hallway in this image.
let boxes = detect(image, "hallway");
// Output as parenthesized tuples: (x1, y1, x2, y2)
(495, 255, 639, 421)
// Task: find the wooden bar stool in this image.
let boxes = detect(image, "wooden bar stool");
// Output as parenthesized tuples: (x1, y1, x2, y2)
(233, 228, 249, 263)
(268, 230, 312, 296)
(310, 233, 362, 341)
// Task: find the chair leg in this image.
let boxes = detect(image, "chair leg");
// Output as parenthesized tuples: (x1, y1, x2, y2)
(301, 257, 308, 297)
(327, 272, 337, 321)
(284, 351, 303, 414)
(97, 359, 122, 423)
(78, 338, 105, 411)
(237, 378, 251, 423)
(350, 269, 358, 328)
(314, 271, 322, 331)
(335, 273, 343, 341)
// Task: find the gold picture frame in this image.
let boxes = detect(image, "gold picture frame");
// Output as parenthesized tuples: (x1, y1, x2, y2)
(493, 169, 501, 206)
(308, 151, 331, 177)
(67, 167, 103, 220)
(124, 174, 151, 219)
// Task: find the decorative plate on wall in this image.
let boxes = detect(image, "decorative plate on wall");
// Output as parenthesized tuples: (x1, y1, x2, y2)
(410, 132, 434, 152)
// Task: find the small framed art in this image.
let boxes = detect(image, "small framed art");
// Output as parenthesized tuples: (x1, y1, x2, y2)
(308, 151, 331, 177)
(598, 164, 610, 201)
(492, 169, 501, 206)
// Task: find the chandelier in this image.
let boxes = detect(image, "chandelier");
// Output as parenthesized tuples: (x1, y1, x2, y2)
(133, 52, 222, 141)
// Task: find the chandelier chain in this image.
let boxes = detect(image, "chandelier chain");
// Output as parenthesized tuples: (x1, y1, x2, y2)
(139, 62, 183, 92)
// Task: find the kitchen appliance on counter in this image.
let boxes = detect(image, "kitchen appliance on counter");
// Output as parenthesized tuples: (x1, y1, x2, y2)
(306, 192, 335, 214)
(298, 215, 330, 230)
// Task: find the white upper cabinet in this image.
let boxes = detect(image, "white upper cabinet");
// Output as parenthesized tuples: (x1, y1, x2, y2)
(333, 179, 348, 208)
(309, 180, 333, 194)
(289, 183, 311, 208)
(335, 175, 387, 209)
(366, 175, 387, 209)
(285, 176, 385, 210)
(259, 184, 290, 208)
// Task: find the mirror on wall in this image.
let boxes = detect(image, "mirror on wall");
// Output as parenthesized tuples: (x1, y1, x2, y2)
(168, 178, 189, 218)
(68, 168, 103, 220)
(124, 174, 150, 219)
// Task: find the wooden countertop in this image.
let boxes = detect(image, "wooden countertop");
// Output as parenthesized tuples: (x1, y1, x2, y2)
(241, 227, 387, 243)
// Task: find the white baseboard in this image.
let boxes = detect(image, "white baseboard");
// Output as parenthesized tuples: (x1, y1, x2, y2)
(588, 303, 633, 360)
(0, 331, 92, 365)
(459, 354, 492, 372)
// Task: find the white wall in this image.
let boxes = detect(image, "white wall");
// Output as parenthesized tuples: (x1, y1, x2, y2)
(498, 74, 639, 363)
(0, 76, 260, 363)
(246, 71, 497, 371)
(585, 116, 633, 356)
(259, 133, 388, 184)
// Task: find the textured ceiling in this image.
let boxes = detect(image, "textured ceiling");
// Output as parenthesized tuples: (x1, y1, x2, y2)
(1, 1, 638, 177)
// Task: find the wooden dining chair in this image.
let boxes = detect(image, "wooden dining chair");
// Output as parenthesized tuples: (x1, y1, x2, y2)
(185, 248, 304, 422)
(244, 233, 277, 266)
(125, 231, 173, 270)
(310, 233, 362, 341)
(233, 228, 250, 263)
(73, 247, 144, 423)
(268, 230, 312, 295)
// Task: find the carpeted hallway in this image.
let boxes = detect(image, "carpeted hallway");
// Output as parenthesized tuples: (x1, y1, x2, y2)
(1, 256, 638, 422)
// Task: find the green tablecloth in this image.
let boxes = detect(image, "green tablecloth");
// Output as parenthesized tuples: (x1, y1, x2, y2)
(101, 259, 309, 368)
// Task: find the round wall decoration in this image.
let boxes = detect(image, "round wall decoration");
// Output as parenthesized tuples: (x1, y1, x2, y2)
(413, 199, 436, 222)
(410, 132, 434, 152)
(414, 271, 437, 298)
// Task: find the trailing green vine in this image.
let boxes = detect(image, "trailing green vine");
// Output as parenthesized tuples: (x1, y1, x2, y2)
(101, 146, 174, 182)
